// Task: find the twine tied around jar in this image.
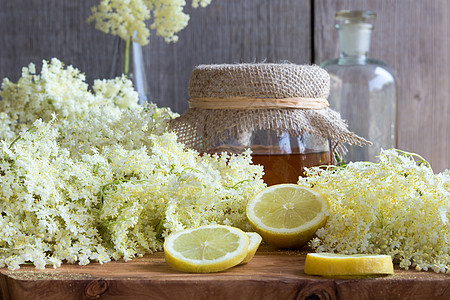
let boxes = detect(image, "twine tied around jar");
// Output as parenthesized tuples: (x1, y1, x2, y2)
(169, 63, 370, 154)
(188, 96, 329, 110)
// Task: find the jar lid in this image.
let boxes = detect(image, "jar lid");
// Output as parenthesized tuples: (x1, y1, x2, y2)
(187, 63, 330, 110)
(169, 63, 370, 153)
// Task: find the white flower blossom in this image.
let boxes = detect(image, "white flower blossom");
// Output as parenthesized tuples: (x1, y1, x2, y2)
(88, 0, 213, 45)
(300, 149, 450, 273)
(0, 58, 265, 269)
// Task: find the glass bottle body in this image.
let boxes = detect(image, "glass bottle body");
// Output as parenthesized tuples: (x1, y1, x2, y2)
(322, 57, 396, 162)
(321, 11, 396, 162)
(207, 130, 332, 186)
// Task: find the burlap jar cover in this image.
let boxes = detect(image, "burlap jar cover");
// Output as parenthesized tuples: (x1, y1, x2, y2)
(169, 63, 369, 155)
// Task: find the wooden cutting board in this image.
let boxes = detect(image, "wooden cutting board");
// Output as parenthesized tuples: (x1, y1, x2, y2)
(0, 245, 449, 300)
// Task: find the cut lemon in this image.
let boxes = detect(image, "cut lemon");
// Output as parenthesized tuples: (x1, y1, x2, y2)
(164, 225, 249, 273)
(304, 253, 394, 277)
(240, 232, 262, 264)
(246, 184, 328, 248)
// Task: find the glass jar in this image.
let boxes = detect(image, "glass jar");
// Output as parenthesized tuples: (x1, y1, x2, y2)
(207, 130, 331, 186)
(169, 63, 369, 186)
(320, 10, 396, 162)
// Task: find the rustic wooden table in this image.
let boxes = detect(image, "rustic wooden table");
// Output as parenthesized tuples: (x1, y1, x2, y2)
(0, 245, 449, 300)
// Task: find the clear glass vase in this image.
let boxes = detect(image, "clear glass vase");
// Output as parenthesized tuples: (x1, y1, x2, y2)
(131, 41, 149, 104)
(320, 10, 396, 162)
(113, 38, 149, 104)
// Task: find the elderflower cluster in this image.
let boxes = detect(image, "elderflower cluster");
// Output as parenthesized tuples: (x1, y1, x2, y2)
(299, 149, 450, 273)
(0, 59, 265, 270)
(57, 103, 174, 159)
(0, 58, 141, 140)
(88, 0, 212, 45)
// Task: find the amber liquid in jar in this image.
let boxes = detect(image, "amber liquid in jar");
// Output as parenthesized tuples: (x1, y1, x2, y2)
(251, 151, 332, 186)
(208, 142, 332, 186)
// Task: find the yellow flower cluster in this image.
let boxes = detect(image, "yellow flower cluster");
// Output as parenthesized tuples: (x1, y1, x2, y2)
(299, 150, 450, 273)
(0, 59, 264, 270)
(88, 0, 212, 45)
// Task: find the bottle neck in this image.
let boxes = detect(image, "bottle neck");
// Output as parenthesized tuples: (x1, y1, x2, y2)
(337, 22, 373, 64)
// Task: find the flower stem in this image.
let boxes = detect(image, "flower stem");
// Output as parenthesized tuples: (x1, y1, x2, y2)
(124, 38, 130, 76)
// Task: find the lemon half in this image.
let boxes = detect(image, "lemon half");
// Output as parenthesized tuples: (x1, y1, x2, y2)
(304, 253, 394, 277)
(246, 184, 328, 248)
(164, 225, 249, 273)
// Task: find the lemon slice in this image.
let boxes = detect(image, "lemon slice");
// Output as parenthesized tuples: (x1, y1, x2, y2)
(304, 253, 394, 277)
(164, 225, 249, 273)
(240, 232, 263, 264)
(246, 184, 328, 248)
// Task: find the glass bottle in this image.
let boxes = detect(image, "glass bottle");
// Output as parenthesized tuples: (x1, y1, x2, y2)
(320, 10, 396, 162)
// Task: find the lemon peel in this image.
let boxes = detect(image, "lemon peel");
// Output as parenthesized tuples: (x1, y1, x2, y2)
(241, 232, 262, 264)
(304, 252, 394, 277)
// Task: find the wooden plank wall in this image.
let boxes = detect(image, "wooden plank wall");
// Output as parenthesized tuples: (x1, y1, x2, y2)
(143, 0, 312, 112)
(0, 0, 448, 171)
(0, 0, 119, 84)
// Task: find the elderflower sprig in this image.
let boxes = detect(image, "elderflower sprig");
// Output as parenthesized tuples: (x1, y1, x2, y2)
(0, 58, 264, 270)
(299, 149, 450, 273)
(88, 0, 213, 45)
(0, 58, 141, 138)
(0, 120, 264, 270)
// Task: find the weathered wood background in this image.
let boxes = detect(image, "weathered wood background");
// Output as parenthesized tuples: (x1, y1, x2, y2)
(0, 0, 448, 171)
